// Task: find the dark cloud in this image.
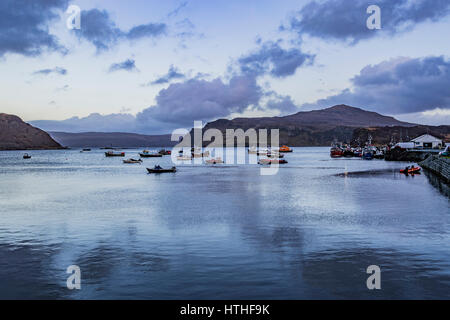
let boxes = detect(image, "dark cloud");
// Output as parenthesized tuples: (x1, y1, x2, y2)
(285, 0, 450, 44)
(149, 65, 186, 85)
(265, 95, 299, 115)
(126, 23, 168, 40)
(238, 41, 314, 78)
(32, 67, 67, 76)
(0, 0, 68, 57)
(137, 75, 263, 128)
(74, 9, 167, 51)
(108, 59, 138, 72)
(306, 56, 450, 114)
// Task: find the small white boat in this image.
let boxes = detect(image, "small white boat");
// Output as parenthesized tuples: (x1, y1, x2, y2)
(123, 158, 142, 164)
(205, 157, 224, 164)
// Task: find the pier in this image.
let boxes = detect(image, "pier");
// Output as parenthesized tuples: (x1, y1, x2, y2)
(420, 156, 450, 183)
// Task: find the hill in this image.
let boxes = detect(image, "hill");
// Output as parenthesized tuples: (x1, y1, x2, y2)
(197, 105, 416, 146)
(0, 113, 63, 150)
(49, 131, 177, 148)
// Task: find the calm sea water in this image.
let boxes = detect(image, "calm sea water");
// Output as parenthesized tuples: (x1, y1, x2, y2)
(0, 147, 449, 299)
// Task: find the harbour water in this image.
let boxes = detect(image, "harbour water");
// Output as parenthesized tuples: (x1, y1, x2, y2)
(0, 147, 449, 299)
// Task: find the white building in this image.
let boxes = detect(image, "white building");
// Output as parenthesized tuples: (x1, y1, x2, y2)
(411, 134, 443, 149)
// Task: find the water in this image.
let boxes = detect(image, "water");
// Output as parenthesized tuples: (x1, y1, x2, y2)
(0, 147, 449, 299)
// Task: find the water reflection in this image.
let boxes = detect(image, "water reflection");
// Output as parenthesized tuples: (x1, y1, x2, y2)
(0, 148, 449, 299)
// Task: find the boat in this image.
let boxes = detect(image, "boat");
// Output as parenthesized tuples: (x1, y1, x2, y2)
(267, 152, 284, 158)
(439, 146, 450, 158)
(258, 159, 288, 165)
(205, 157, 224, 164)
(343, 147, 354, 157)
(353, 148, 362, 157)
(278, 145, 293, 153)
(177, 156, 192, 161)
(123, 158, 142, 164)
(362, 135, 376, 160)
(82, 148, 91, 152)
(105, 151, 125, 157)
(362, 148, 374, 160)
(373, 149, 385, 159)
(256, 149, 269, 156)
(158, 149, 171, 155)
(23, 153, 31, 159)
(400, 166, 421, 174)
(192, 150, 210, 158)
(330, 147, 344, 158)
(248, 146, 258, 154)
(139, 150, 162, 158)
(146, 166, 177, 173)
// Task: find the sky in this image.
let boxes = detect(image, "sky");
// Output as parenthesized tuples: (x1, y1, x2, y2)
(1, 0, 449, 134)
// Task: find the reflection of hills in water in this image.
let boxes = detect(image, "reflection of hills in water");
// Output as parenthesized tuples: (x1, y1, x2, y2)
(424, 171, 450, 198)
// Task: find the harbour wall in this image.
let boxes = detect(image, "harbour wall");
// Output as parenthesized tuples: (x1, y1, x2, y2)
(419, 156, 450, 183)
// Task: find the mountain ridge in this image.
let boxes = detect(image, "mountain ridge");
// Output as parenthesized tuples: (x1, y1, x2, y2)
(0, 113, 63, 150)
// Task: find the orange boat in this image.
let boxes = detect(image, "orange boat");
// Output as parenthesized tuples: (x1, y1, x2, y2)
(400, 166, 421, 174)
(279, 145, 293, 153)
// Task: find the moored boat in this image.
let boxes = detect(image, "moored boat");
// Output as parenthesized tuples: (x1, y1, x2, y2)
(330, 147, 344, 158)
(278, 145, 293, 153)
(258, 159, 288, 165)
(140, 150, 162, 158)
(158, 149, 171, 155)
(205, 157, 224, 164)
(177, 156, 192, 161)
(123, 158, 142, 164)
(105, 151, 125, 157)
(146, 166, 176, 173)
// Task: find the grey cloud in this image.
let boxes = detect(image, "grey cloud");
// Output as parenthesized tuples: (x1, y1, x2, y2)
(238, 41, 315, 78)
(285, 0, 450, 44)
(126, 23, 167, 40)
(109, 59, 138, 72)
(150, 65, 185, 85)
(306, 56, 450, 114)
(137, 75, 263, 128)
(32, 67, 67, 76)
(0, 0, 68, 57)
(266, 95, 299, 115)
(75, 9, 167, 52)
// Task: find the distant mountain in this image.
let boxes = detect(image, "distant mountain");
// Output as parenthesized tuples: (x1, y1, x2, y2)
(30, 113, 137, 133)
(198, 105, 416, 146)
(0, 113, 63, 150)
(50, 132, 177, 148)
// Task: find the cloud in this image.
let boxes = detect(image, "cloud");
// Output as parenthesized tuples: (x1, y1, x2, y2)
(32, 67, 67, 76)
(168, 1, 188, 18)
(126, 23, 168, 40)
(396, 108, 450, 126)
(238, 40, 314, 78)
(305, 56, 450, 114)
(265, 95, 299, 115)
(108, 59, 138, 72)
(149, 65, 186, 85)
(0, 0, 68, 57)
(136, 75, 263, 129)
(74, 9, 167, 52)
(284, 0, 450, 44)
